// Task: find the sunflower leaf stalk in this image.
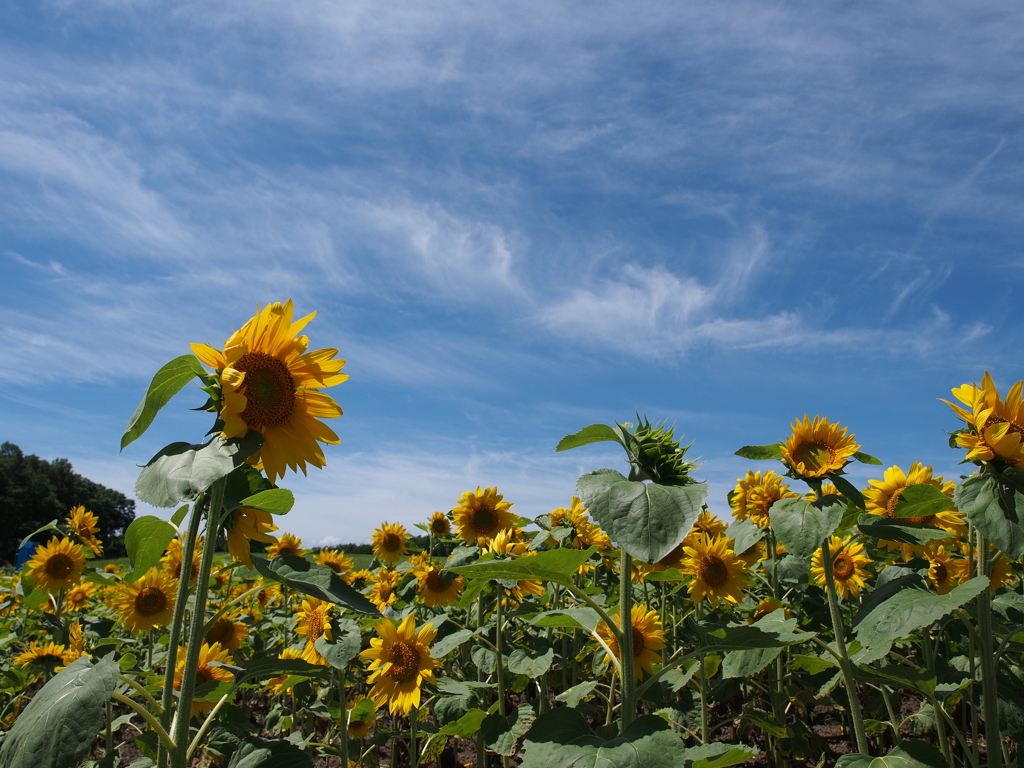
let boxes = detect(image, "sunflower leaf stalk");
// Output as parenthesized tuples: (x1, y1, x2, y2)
(618, 547, 636, 732)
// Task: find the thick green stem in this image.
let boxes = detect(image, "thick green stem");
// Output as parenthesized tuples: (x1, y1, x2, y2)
(821, 539, 870, 755)
(338, 667, 349, 768)
(158, 494, 205, 768)
(699, 652, 709, 744)
(976, 528, 1002, 768)
(170, 476, 226, 768)
(475, 594, 486, 768)
(619, 548, 635, 732)
(410, 708, 419, 768)
(495, 586, 510, 768)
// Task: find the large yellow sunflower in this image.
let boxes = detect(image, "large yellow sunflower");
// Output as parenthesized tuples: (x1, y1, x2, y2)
(190, 300, 349, 484)
(225, 508, 278, 567)
(680, 534, 749, 607)
(810, 536, 872, 600)
(162, 537, 201, 586)
(62, 621, 89, 667)
(731, 470, 799, 528)
(864, 463, 965, 560)
(314, 548, 355, 575)
(268, 532, 306, 559)
(453, 486, 517, 546)
(944, 372, 1024, 466)
(955, 548, 1016, 596)
(295, 597, 334, 664)
(66, 506, 103, 556)
(112, 568, 178, 634)
(428, 512, 452, 538)
(781, 415, 859, 478)
(597, 604, 666, 680)
(414, 564, 464, 608)
(360, 614, 442, 715)
(372, 522, 409, 565)
(27, 537, 86, 593)
(174, 643, 234, 716)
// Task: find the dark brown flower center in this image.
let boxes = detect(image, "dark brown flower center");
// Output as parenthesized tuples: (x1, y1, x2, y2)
(206, 618, 235, 646)
(46, 554, 74, 579)
(472, 507, 495, 533)
(235, 352, 295, 429)
(794, 442, 832, 472)
(306, 611, 325, 642)
(833, 553, 855, 580)
(698, 555, 729, 587)
(382, 533, 402, 552)
(136, 587, 167, 616)
(388, 642, 421, 683)
(426, 570, 447, 592)
(932, 562, 948, 584)
(195, 666, 215, 685)
(631, 627, 645, 658)
(431, 519, 448, 534)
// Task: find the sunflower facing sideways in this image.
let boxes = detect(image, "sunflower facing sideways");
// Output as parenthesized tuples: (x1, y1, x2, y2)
(361, 614, 442, 716)
(413, 562, 464, 607)
(924, 546, 960, 595)
(453, 486, 517, 546)
(597, 604, 666, 680)
(66, 505, 103, 556)
(205, 610, 249, 651)
(810, 536, 873, 600)
(372, 522, 409, 565)
(162, 537, 201, 585)
(112, 568, 178, 634)
(680, 534, 750, 607)
(781, 415, 859, 479)
(731, 470, 799, 528)
(14, 641, 72, 671)
(225, 507, 279, 567)
(944, 372, 1024, 466)
(27, 537, 86, 593)
(314, 548, 355, 575)
(268, 532, 306, 559)
(190, 299, 349, 484)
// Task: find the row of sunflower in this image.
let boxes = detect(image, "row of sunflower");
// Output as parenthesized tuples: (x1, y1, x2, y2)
(1, 300, 1022, 768)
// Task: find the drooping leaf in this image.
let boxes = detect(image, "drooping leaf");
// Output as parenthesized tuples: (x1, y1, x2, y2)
(123, 515, 177, 583)
(250, 554, 378, 614)
(835, 740, 947, 768)
(235, 489, 295, 516)
(121, 354, 205, 451)
(852, 664, 937, 697)
(734, 444, 783, 461)
(855, 576, 988, 652)
(520, 709, 687, 768)
(530, 608, 601, 633)
(725, 517, 763, 555)
(856, 514, 957, 546)
(449, 547, 597, 585)
(769, 496, 845, 560)
(0, 655, 119, 768)
(852, 572, 926, 629)
(853, 451, 883, 466)
(135, 432, 264, 508)
(828, 475, 866, 510)
(722, 647, 783, 679)
(556, 424, 625, 452)
(481, 703, 536, 756)
(576, 469, 708, 563)
(891, 483, 954, 519)
(224, 737, 314, 768)
(437, 707, 489, 737)
(955, 473, 1024, 560)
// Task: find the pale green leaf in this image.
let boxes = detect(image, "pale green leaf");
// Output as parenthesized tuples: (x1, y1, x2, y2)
(121, 354, 205, 451)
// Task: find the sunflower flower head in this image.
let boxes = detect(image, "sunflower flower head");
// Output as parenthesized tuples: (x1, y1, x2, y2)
(268, 532, 306, 559)
(925, 546, 961, 595)
(27, 537, 86, 593)
(345, 694, 378, 739)
(680, 534, 749, 607)
(113, 568, 178, 635)
(781, 415, 859, 479)
(621, 416, 699, 486)
(943, 372, 1024, 466)
(368, 570, 401, 610)
(810, 536, 873, 600)
(597, 604, 666, 680)
(372, 522, 409, 565)
(63, 582, 97, 612)
(295, 597, 334, 665)
(315, 548, 355, 575)
(360, 614, 443, 715)
(190, 300, 349, 483)
(174, 643, 234, 716)
(731, 470, 799, 528)
(428, 512, 452, 537)
(414, 563, 464, 608)
(162, 537, 202, 586)
(14, 641, 71, 671)
(205, 610, 249, 651)
(66, 506, 103, 556)
(453, 486, 517, 546)
(226, 508, 279, 568)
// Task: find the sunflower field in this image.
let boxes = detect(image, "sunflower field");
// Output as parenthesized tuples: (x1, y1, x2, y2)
(4, 302, 1024, 768)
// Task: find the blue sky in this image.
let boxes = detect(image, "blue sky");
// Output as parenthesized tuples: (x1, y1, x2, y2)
(2, 1, 1022, 545)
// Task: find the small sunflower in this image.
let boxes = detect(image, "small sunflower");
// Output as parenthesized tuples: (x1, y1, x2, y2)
(345, 694, 378, 739)
(345, 569, 375, 590)
(63, 621, 89, 666)
(295, 597, 334, 664)
(944, 372, 1024, 466)
(66, 506, 103, 556)
(103, 563, 119, 575)
(162, 537, 202, 585)
(63, 582, 97, 612)
(597, 604, 666, 680)
(487, 530, 545, 596)
(368, 570, 401, 610)
(731, 470, 799, 528)
(452, 486, 517, 546)
(925, 546, 961, 595)
(174, 643, 234, 716)
(810, 536, 872, 600)
(428, 512, 452, 538)
(268, 648, 305, 695)
(372, 522, 409, 565)
(360, 614, 443, 715)
(680, 534, 749, 607)
(113, 568, 178, 634)
(225, 508, 279, 567)
(956, 551, 1016, 596)
(268, 532, 306, 559)
(748, 597, 791, 624)
(414, 564, 464, 608)
(190, 299, 349, 484)
(864, 463, 965, 560)
(14, 641, 71, 670)
(205, 610, 249, 651)
(683, 511, 729, 547)
(27, 538, 86, 593)
(781, 415, 859, 479)
(315, 548, 355, 575)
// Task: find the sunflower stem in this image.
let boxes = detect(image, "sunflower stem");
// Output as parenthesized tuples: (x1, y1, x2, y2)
(170, 475, 226, 768)
(338, 666, 349, 768)
(976, 526, 1002, 768)
(475, 594, 486, 768)
(619, 547, 635, 733)
(410, 708, 418, 768)
(158, 492, 205, 768)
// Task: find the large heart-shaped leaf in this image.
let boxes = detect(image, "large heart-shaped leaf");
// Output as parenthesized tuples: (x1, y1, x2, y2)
(0, 655, 119, 768)
(954, 473, 1024, 559)
(769, 496, 845, 560)
(250, 554, 378, 614)
(576, 469, 707, 563)
(481, 703, 536, 756)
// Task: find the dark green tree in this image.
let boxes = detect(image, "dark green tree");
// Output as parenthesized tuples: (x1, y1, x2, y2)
(0, 442, 135, 564)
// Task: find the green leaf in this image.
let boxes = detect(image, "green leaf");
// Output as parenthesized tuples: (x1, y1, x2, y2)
(123, 516, 177, 583)
(236, 489, 295, 516)
(790, 654, 838, 674)
(135, 432, 264, 508)
(437, 708, 488, 738)
(769, 496, 845, 560)
(449, 547, 598, 585)
(856, 514, 957, 546)
(224, 737, 314, 768)
(853, 451, 883, 466)
(725, 517, 763, 555)
(684, 743, 760, 768)
(721, 647, 782, 679)
(223, 465, 274, 511)
(530, 608, 601, 633)
(576, 469, 708, 563)
(507, 644, 555, 678)
(0, 654, 119, 768)
(688, 613, 810, 654)
(734, 444, 783, 461)
(170, 504, 190, 526)
(556, 680, 600, 708)
(954, 474, 1024, 559)
(852, 664, 937, 697)
(313, 620, 361, 670)
(121, 354, 205, 451)
(235, 654, 330, 686)
(853, 572, 926, 629)
(855, 576, 989, 652)
(556, 424, 625, 452)
(432, 629, 477, 659)
(250, 554, 378, 614)
(521, 710, 687, 768)
(828, 474, 866, 510)
(892, 484, 954, 519)
(835, 740, 947, 768)
(481, 703, 536, 756)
